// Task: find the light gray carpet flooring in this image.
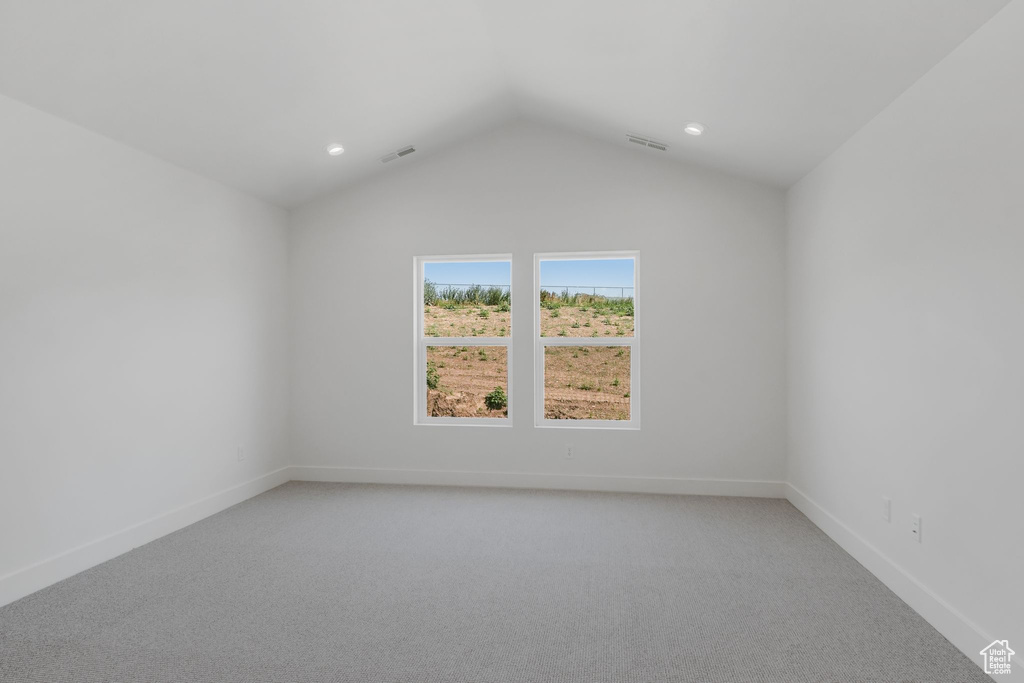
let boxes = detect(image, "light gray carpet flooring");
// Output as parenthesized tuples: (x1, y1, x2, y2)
(0, 482, 988, 682)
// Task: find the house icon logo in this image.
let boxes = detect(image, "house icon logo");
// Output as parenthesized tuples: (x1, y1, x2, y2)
(980, 640, 1014, 675)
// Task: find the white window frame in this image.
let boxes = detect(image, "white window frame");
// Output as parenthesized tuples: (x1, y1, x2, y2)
(413, 254, 513, 427)
(534, 251, 640, 430)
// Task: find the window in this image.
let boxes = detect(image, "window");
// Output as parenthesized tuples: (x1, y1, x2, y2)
(534, 252, 639, 429)
(414, 255, 512, 425)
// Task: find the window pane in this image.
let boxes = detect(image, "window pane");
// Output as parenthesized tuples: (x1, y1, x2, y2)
(424, 261, 510, 337)
(539, 259, 634, 338)
(426, 346, 508, 418)
(544, 346, 630, 420)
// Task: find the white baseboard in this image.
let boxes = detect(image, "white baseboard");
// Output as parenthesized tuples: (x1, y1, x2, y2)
(288, 465, 787, 498)
(0, 467, 291, 609)
(785, 483, 1018, 681)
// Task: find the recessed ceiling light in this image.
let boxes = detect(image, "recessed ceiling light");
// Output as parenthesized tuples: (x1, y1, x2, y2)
(684, 122, 705, 136)
(325, 144, 345, 156)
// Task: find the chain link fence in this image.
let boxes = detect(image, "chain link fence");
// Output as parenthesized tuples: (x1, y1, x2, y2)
(427, 283, 634, 301)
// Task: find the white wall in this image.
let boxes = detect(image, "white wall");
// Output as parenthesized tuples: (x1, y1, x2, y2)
(787, 0, 1023, 667)
(0, 94, 290, 602)
(288, 120, 787, 491)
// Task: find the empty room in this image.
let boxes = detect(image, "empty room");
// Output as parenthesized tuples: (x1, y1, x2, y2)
(1, 1, 1021, 681)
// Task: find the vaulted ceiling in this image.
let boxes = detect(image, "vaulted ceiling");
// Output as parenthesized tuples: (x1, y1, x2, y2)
(0, 0, 1009, 207)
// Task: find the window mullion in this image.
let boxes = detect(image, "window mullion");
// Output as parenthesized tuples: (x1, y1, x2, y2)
(537, 338, 636, 347)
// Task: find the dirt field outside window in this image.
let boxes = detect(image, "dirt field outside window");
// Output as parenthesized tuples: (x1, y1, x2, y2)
(426, 346, 508, 418)
(424, 304, 510, 337)
(544, 346, 630, 420)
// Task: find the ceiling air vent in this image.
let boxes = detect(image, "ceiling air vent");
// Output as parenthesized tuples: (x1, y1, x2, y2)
(380, 145, 416, 164)
(626, 134, 668, 152)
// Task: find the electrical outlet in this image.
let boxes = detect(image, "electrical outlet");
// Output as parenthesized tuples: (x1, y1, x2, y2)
(911, 514, 921, 542)
(565, 445, 574, 460)
(881, 497, 891, 523)
(236, 446, 245, 462)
